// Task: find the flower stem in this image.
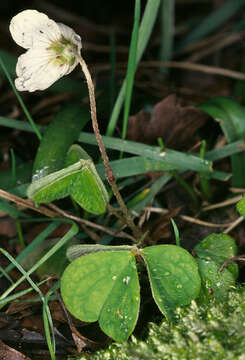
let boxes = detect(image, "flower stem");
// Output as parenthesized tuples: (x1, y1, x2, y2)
(78, 55, 142, 241)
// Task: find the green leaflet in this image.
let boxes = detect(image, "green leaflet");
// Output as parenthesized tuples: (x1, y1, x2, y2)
(27, 162, 82, 203)
(237, 196, 245, 217)
(196, 259, 236, 301)
(27, 157, 109, 215)
(194, 233, 238, 279)
(27, 103, 109, 214)
(61, 250, 140, 342)
(141, 245, 201, 321)
(194, 233, 238, 301)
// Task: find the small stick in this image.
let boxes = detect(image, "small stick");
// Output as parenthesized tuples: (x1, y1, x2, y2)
(203, 195, 243, 211)
(223, 216, 244, 234)
(0, 189, 134, 241)
(144, 206, 235, 228)
(46, 203, 135, 241)
(0, 189, 57, 218)
(218, 255, 245, 274)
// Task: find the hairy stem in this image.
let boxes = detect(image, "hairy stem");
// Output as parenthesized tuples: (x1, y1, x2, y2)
(78, 55, 142, 241)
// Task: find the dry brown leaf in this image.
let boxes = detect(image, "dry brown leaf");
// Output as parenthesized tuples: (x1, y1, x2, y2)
(0, 220, 17, 238)
(0, 340, 31, 360)
(127, 94, 208, 149)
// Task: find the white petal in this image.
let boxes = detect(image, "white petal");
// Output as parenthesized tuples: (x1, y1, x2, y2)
(56, 23, 82, 75)
(57, 23, 82, 53)
(64, 59, 79, 76)
(15, 48, 70, 91)
(9, 10, 61, 49)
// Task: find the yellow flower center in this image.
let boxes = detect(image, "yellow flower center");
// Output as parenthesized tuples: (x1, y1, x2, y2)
(48, 36, 78, 66)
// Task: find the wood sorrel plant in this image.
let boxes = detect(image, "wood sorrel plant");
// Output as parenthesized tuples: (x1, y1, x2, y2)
(8, 9, 239, 345)
(10, 9, 141, 240)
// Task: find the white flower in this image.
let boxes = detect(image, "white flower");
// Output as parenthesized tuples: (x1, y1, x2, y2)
(9, 10, 82, 92)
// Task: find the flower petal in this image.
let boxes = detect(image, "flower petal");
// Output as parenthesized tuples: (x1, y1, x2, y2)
(15, 48, 70, 91)
(56, 23, 82, 75)
(9, 10, 61, 49)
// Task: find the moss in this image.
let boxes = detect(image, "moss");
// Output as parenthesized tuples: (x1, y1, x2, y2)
(78, 286, 245, 360)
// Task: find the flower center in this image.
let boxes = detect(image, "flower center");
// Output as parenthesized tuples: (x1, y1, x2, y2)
(48, 36, 78, 66)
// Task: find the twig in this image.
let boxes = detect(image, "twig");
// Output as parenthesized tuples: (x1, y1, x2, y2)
(0, 188, 134, 241)
(95, 60, 245, 80)
(0, 189, 57, 218)
(229, 187, 245, 193)
(145, 206, 235, 228)
(180, 215, 233, 228)
(203, 195, 243, 211)
(46, 203, 135, 241)
(187, 31, 245, 62)
(223, 216, 244, 234)
(142, 61, 245, 80)
(218, 255, 245, 274)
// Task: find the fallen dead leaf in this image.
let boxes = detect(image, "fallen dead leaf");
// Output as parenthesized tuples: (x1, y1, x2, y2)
(127, 94, 208, 149)
(0, 340, 31, 360)
(0, 219, 17, 238)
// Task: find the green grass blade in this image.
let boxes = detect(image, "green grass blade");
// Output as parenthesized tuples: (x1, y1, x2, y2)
(0, 199, 28, 218)
(207, 170, 230, 182)
(199, 96, 245, 187)
(43, 282, 60, 360)
(0, 116, 40, 132)
(96, 156, 176, 179)
(80, 132, 212, 172)
(176, 0, 245, 53)
(0, 266, 14, 284)
(200, 140, 211, 201)
(0, 222, 78, 301)
(79, 133, 212, 173)
(10, 149, 16, 186)
(121, 0, 140, 144)
(16, 221, 25, 249)
(233, 60, 245, 104)
(0, 248, 56, 359)
(0, 248, 45, 301)
(42, 304, 56, 360)
(1, 221, 59, 276)
(159, 0, 175, 74)
(106, 0, 161, 136)
(128, 168, 228, 213)
(109, 30, 116, 112)
(132, 173, 172, 213)
(170, 218, 180, 247)
(2, 116, 245, 161)
(0, 278, 49, 305)
(205, 139, 245, 161)
(0, 50, 17, 77)
(0, 55, 42, 140)
(0, 118, 233, 181)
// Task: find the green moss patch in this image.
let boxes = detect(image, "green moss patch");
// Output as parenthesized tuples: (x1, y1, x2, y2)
(78, 286, 245, 360)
